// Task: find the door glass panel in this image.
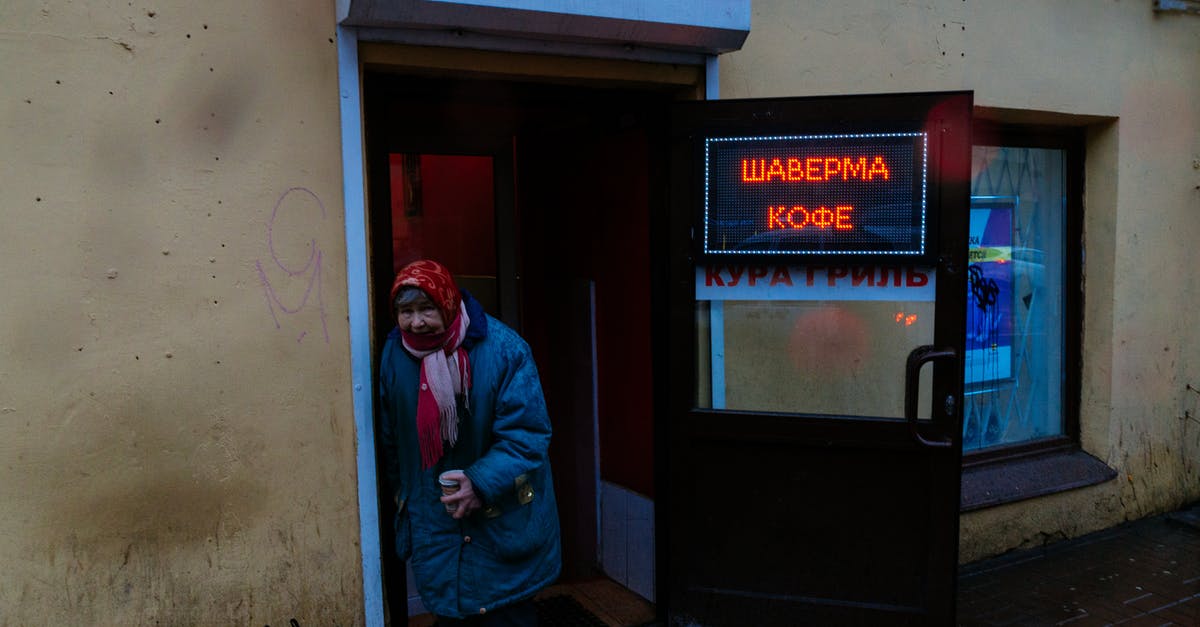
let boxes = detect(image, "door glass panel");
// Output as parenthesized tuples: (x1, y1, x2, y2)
(389, 153, 499, 312)
(964, 146, 1066, 450)
(695, 263, 935, 417)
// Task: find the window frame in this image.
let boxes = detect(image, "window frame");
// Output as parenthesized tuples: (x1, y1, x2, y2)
(963, 121, 1084, 466)
(958, 121, 1114, 510)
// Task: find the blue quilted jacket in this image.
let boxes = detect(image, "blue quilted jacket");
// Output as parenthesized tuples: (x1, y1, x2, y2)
(378, 291, 561, 618)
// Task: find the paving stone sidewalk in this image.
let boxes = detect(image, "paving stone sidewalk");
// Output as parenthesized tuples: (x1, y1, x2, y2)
(957, 503, 1200, 626)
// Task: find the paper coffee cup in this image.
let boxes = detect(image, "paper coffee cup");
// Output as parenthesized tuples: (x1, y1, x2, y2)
(438, 471, 461, 513)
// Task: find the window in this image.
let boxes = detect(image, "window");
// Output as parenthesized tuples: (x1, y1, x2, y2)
(959, 123, 1115, 511)
(964, 124, 1082, 457)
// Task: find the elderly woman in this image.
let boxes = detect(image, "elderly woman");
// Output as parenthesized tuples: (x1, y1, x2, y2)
(378, 259, 560, 626)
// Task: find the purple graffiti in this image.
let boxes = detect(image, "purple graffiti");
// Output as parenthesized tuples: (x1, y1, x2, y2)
(256, 187, 329, 343)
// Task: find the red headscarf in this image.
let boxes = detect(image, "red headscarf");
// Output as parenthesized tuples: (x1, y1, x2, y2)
(390, 259, 461, 324)
(391, 260, 471, 469)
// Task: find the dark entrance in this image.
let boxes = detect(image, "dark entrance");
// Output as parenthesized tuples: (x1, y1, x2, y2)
(362, 73, 675, 622)
(364, 71, 971, 625)
(663, 93, 972, 625)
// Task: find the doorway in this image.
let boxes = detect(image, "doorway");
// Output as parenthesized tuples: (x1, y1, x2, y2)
(363, 72, 680, 624)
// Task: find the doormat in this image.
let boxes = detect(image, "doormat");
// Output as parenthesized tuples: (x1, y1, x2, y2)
(534, 594, 608, 627)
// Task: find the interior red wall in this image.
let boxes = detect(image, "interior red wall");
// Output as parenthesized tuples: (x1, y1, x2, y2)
(520, 129, 655, 498)
(390, 153, 496, 276)
(591, 134, 654, 497)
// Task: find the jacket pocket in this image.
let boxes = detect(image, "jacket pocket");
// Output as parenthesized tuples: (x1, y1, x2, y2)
(478, 474, 555, 561)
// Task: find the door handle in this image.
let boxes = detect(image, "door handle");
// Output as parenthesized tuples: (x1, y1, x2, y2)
(904, 345, 958, 448)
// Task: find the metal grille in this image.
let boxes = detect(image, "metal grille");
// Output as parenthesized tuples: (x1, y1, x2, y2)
(963, 146, 1065, 451)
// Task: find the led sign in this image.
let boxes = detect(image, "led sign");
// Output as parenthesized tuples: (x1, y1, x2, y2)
(703, 132, 928, 258)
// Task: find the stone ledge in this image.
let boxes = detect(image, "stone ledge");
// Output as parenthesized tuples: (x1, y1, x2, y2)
(961, 448, 1118, 512)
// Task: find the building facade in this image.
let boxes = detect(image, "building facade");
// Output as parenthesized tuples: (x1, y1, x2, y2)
(1, 0, 1197, 624)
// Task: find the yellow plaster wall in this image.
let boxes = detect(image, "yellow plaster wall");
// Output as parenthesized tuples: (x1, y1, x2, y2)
(0, 1, 363, 623)
(722, 0, 1200, 562)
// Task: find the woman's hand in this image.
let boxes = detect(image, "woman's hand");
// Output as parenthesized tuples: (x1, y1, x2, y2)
(440, 470, 483, 520)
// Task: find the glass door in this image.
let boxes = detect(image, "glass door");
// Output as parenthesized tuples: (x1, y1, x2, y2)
(664, 92, 972, 626)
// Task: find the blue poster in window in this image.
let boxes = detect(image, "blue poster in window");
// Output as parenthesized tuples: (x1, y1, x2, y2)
(965, 197, 1016, 385)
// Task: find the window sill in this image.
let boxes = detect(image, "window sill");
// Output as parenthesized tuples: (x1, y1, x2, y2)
(960, 448, 1118, 512)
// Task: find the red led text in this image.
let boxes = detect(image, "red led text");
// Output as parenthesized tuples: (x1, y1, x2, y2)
(767, 205, 853, 230)
(741, 156, 891, 183)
